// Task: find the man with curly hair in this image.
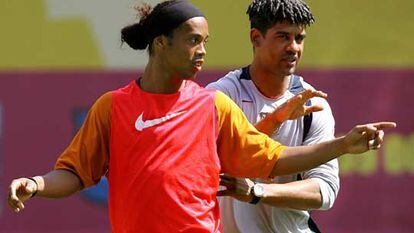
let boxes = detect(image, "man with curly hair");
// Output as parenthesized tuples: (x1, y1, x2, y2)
(208, 0, 339, 232)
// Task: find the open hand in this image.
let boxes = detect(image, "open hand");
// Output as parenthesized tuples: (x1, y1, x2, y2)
(272, 89, 327, 123)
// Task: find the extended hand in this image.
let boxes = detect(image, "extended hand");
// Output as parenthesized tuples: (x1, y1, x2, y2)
(271, 89, 327, 123)
(217, 174, 254, 203)
(8, 178, 38, 213)
(255, 89, 328, 136)
(344, 122, 397, 154)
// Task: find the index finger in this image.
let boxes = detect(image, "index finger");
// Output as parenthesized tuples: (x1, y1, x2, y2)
(304, 105, 324, 115)
(371, 122, 397, 130)
(300, 89, 328, 100)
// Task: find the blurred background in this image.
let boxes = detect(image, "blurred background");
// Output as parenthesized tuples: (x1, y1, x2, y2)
(1, 0, 413, 232)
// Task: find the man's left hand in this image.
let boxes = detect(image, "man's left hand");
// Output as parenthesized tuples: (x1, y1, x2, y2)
(217, 174, 255, 203)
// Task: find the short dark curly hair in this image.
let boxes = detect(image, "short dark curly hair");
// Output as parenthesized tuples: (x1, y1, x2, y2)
(247, 0, 315, 35)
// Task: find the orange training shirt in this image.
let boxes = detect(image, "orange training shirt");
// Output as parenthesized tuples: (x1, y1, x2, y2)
(55, 80, 285, 233)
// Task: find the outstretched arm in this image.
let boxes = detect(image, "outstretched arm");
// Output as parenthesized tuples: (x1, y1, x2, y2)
(215, 91, 396, 179)
(8, 170, 82, 213)
(218, 122, 394, 209)
(271, 122, 395, 176)
(8, 93, 111, 213)
(215, 91, 395, 208)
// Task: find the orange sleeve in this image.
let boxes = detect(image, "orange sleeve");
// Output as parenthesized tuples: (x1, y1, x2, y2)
(215, 91, 286, 179)
(54, 92, 112, 188)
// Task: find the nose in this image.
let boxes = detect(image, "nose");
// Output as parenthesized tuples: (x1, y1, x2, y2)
(196, 42, 207, 57)
(286, 38, 300, 53)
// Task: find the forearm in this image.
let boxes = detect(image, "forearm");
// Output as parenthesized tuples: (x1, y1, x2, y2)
(272, 136, 347, 176)
(32, 170, 83, 198)
(254, 115, 282, 136)
(260, 179, 322, 210)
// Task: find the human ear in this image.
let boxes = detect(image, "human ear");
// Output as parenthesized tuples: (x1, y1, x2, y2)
(250, 29, 262, 47)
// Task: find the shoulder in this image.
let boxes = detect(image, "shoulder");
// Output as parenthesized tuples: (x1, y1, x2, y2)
(207, 68, 251, 105)
(91, 91, 112, 111)
(289, 75, 314, 94)
(206, 68, 243, 92)
(88, 92, 113, 124)
(94, 81, 139, 113)
(92, 83, 138, 123)
(213, 90, 246, 117)
(214, 90, 233, 108)
(96, 91, 112, 104)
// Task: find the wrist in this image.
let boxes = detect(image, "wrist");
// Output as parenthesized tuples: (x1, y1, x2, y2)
(268, 115, 283, 134)
(32, 176, 45, 194)
(271, 115, 284, 126)
(336, 136, 349, 155)
(249, 183, 268, 204)
(26, 177, 39, 197)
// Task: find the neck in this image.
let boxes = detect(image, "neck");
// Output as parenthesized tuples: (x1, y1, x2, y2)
(140, 58, 185, 94)
(249, 61, 291, 98)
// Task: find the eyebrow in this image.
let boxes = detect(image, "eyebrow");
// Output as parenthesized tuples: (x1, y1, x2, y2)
(275, 31, 289, 35)
(274, 31, 306, 38)
(188, 33, 209, 39)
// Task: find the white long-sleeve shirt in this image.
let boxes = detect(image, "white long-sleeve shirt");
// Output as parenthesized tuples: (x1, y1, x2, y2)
(207, 67, 340, 233)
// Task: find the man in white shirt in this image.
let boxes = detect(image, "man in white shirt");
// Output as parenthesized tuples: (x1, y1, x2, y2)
(207, 0, 338, 232)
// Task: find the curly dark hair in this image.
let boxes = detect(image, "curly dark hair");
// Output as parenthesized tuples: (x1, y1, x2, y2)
(247, 0, 315, 35)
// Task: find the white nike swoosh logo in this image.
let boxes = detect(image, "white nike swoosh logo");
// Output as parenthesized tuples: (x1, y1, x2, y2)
(135, 111, 186, 131)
